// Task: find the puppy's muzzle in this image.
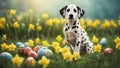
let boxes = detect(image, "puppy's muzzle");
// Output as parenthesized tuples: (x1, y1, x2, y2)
(69, 14, 73, 19)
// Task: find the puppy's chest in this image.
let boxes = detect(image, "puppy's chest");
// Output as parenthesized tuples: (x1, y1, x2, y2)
(64, 25, 80, 44)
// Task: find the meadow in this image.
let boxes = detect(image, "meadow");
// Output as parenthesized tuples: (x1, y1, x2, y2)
(0, 9, 120, 68)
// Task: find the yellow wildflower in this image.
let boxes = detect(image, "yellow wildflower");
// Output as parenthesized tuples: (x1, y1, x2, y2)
(1, 43, 8, 50)
(52, 41, 60, 48)
(9, 9, 16, 15)
(101, 20, 110, 28)
(73, 52, 81, 60)
(114, 37, 120, 44)
(87, 19, 92, 27)
(53, 18, 60, 25)
(62, 39, 66, 45)
(28, 39, 34, 47)
(9, 43, 16, 51)
(55, 46, 61, 54)
(13, 22, 20, 28)
(110, 20, 117, 28)
(29, 24, 35, 30)
(0, 17, 6, 24)
(42, 13, 49, 19)
(36, 25, 42, 31)
(92, 35, 99, 43)
(35, 37, 41, 44)
(92, 19, 100, 28)
(56, 35, 63, 42)
(63, 52, 73, 62)
(2, 34, 7, 40)
(38, 56, 50, 68)
(116, 43, 120, 49)
(0, 23, 4, 29)
(46, 19, 53, 26)
(42, 40, 49, 47)
(11, 54, 24, 67)
(61, 47, 69, 54)
(94, 44, 102, 52)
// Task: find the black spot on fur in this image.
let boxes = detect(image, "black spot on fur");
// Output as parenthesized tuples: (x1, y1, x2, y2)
(72, 26, 77, 29)
(74, 31, 77, 33)
(76, 41, 80, 46)
(68, 26, 70, 29)
(82, 37, 84, 39)
(65, 28, 68, 31)
(66, 23, 68, 25)
(88, 49, 89, 51)
(83, 31, 85, 33)
(73, 20, 76, 25)
(77, 26, 79, 28)
(81, 33, 83, 36)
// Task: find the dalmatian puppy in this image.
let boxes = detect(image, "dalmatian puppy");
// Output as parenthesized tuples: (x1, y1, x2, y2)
(59, 4, 94, 54)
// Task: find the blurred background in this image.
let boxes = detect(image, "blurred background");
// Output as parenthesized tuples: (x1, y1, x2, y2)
(0, 0, 120, 19)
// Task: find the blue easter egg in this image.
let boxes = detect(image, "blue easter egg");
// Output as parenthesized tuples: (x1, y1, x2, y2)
(24, 42, 29, 47)
(0, 52, 13, 60)
(99, 38, 107, 46)
(45, 49, 53, 56)
(41, 46, 48, 49)
(37, 48, 47, 57)
(37, 48, 53, 57)
(16, 42, 25, 47)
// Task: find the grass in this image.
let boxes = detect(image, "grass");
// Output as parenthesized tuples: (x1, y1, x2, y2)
(0, 9, 120, 68)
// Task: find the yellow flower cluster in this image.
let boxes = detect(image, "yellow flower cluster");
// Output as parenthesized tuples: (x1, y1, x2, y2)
(114, 37, 120, 49)
(11, 54, 24, 67)
(28, 39, 34, 47)
(1, 43, 8, 50)
(29, 24, 35, 30)
(0, 17, 6, 29)
(38, 56, 50, 68)
(9, 43, 16, 51)
(92, 35, 99, 43)
(13, 22, 20, 28)
(94, 44, 102, 52)
(1, 42, 16, 51)
(56, 35, 63, 42)
(42, 40, 49, 47)
(63, 51, 81, 61)
(35, 37, 41, 44)
(9, 9, 16, 15)
(42, 13, 49, 19)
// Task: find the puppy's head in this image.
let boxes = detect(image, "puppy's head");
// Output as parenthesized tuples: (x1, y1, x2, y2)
(60, 4, 85, 21)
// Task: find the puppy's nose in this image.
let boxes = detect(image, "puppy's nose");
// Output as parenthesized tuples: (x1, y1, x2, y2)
(69, 14, 73, 19)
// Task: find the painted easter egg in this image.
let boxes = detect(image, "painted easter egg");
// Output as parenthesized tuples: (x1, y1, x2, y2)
(104, 48, 113, 55)
(33, 45, 41, 53)
(24, 42, 29, 47)
(24, 47, 32, 55)
(0, 52, 13, 60)
(17, 47, 26, 56)
(25, 57, 36, 66)
(37, 48, 53, 57)
(28, 51, 38, 59)
(16, 42, 25, 47)
(99, 38, 107, 46)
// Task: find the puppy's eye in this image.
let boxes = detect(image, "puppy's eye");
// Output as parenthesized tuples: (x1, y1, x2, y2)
(73, 9, 77, 13)
(67, 9, 70, 12)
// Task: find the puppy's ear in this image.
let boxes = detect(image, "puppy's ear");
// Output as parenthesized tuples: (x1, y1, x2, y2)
(77, 6, 85, 19)
(59, 5, 67, 18)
